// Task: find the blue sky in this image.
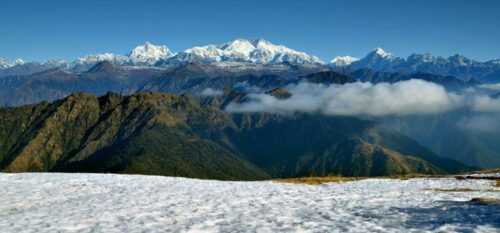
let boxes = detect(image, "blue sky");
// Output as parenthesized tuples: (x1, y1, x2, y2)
(1, 0, 499, 62)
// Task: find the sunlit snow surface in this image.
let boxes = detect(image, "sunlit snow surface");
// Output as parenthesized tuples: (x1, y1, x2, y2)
(1, 173, 499, 233)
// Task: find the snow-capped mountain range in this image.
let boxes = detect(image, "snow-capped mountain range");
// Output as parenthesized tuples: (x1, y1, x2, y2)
(1, 39, 500, 82)
(331, 47, 500, 70)
(72, 42, 175, 70)
(331, 48, 500, 82)
(0, 39, 325, 72)
(65, 39, 326, 71)
(170, 39, 324, 65)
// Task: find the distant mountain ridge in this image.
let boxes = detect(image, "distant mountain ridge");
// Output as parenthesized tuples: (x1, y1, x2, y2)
(332, 48, 500, 83)
(0, 60, 478, 107)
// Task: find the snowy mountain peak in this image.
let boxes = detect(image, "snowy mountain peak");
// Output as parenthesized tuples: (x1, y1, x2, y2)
(13, 58, 25, 66)
(0, 58, 25, 69)
(0, 58, 10, 69)
(73, 42, 175, 69)
(177, 38, 324, 65)
(219, 39, 256, 56)
(330, 56, 359, 67)
(371, 48, 392, 58)
(128, 42, 175, 65)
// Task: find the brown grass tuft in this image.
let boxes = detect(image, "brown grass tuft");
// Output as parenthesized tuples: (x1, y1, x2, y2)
(388, 174, 448, 180)
(275, 176, 362, 185)
(428, 188, 476, 192)
(427, 188, 500, 192)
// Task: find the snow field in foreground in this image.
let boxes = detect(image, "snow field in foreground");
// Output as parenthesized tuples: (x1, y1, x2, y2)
(0, 173, 499, 233)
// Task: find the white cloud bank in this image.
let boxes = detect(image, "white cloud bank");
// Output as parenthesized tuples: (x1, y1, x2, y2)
(479, 83, 500, 91)
(470, 95, 500, 113)
(225, 80, 500, 116)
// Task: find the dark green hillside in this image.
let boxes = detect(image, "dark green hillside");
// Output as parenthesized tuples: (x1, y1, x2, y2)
(0, 92, 268, 180)
(225, 113, 468, 177)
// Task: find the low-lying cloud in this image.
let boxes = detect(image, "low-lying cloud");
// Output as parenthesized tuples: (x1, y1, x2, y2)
(225, 80, 500, 116)
(470, 95, 500, 113)
(479, 83, 500, 91)
(199, 88, 223, 97)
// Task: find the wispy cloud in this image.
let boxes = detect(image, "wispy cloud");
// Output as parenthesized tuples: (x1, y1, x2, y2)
(225, 80, 500, 116)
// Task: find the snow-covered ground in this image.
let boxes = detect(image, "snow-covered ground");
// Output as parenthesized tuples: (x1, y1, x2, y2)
(1, 173, 499, 233)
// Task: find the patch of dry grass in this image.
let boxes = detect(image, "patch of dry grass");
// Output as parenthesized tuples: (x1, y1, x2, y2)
(469, 197, 500, 205)
(495, 179, 500, 188)
(275, 176, 362, 185)
(469, 168, 500, 175)
(427, 188, 500, 192)
(427, 188, 476, 192)
(388, 174, 449, 180)
(275, 173, 449, 185)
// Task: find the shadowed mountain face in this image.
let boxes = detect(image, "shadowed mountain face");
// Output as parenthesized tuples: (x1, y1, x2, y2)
(380, 113, 500, 169)
(0, 62, 165, 106)
(0, 92, 469, 179)
(225, 114, 461, 177)
(0, 62, 325, 107)
(349, 69, 477, 91)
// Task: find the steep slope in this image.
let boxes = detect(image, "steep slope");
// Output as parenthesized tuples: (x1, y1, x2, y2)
(0, 92, 268, 180)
